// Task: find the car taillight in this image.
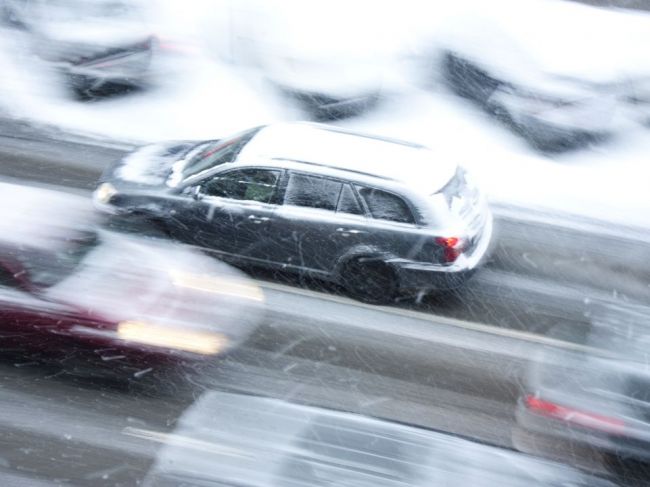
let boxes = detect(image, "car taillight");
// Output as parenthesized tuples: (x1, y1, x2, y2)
(435, 236, 463, 263)
(524, 394, 625, 435)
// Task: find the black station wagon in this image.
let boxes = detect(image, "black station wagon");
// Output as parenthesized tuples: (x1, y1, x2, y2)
(94, 122, 493, 302)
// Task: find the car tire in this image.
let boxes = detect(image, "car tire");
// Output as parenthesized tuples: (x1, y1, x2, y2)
(602, 452, 650, 481)
(512, 425, 607, 473)
(341, 257, 398, 304)
(140, 216, 172, 239)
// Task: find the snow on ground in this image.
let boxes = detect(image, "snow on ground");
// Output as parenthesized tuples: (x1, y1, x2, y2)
(342, 89, 650, 228)
(0, 0, 649, 228)
(0, 35, 292, 142)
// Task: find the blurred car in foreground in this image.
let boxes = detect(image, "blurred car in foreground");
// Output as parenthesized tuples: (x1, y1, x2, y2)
(142, 390, 616, 486)
(430, 0, 650, 151)
(1, 0, 155, 98)
(94, 122, 492, 303)
(0, 182, 263, 376)
(515, 301, 650, 470)
(208, 0, 397, 120)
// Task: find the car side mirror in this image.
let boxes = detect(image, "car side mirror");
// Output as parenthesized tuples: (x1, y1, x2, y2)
(192, 186, 202, 200)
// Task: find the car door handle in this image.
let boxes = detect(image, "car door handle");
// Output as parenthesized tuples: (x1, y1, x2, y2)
(248, 214, 270, 224)
(336, 227, 365, 236)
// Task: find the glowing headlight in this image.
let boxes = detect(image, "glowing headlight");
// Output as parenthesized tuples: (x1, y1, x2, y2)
(170, 271, 265, 302)
(117, 320, 229, 355)
(94, 182, 117, 204)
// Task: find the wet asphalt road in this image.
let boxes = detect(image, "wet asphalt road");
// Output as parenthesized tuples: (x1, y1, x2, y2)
(0, 119, 649, 485)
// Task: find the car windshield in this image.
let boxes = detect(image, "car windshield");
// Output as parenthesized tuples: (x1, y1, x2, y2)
(15, 231, 99, 289)
(182, 126, 263, 180)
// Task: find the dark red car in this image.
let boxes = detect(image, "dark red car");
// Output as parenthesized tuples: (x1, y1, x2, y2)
(0, 182, 264, 377)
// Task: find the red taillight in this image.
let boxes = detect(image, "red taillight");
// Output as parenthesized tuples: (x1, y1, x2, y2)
(524, 395, 625, 435)
(435, 236, 463, 263)
(436, 237, 459, 248)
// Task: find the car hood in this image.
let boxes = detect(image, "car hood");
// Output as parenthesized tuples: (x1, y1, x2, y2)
(108, 140, 205, 188)
(45, 233, 264, 350)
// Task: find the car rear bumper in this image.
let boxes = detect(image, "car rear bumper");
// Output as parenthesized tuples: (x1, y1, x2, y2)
(395, 212, 493, 292)
(513, 113, 611, 149)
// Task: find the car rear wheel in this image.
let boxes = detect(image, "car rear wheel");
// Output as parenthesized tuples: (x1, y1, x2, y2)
(512, 425, 607, 473)
(342, 257, 398, 304)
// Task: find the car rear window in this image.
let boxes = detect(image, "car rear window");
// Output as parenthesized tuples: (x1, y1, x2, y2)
(357, 187, 414, 224)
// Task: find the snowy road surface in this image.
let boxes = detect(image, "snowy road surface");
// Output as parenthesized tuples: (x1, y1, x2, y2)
(0, 126, 649, 483)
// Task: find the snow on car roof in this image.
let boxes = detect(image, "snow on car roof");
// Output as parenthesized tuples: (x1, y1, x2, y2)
(0, 182, 95, 252)
(238, 123, 458, 191)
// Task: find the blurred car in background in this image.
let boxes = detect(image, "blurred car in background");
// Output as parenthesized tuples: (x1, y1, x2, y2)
(208, 0, 398, 120)
(515, 301, 650, 470)
(0, 0, 155, 98)
(142, 390, 616, 486)
(93, 122, 492, 303)
(0, 182, 264, 377)
(428, 0, 650, 151)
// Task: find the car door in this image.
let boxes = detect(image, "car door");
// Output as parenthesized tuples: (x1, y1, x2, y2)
(191, 168, 283, 264)
(354, 185, 423, 260)
(273, 172, 370, 275)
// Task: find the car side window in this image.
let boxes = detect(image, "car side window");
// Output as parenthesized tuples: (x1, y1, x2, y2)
(337, 184, 364, 216)
(357, 186, 414, 224)
(284, 173, 342, 211)
(0, 265, 16, 288)
(201, 169, 280, 204)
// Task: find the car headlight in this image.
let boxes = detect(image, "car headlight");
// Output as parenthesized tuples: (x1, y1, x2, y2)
(94, 182, 117, 205)
(117, 320, 229, 355)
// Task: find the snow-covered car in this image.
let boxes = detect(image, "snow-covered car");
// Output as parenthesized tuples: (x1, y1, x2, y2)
(93, 122, 493, 303)
(207, 0, 400, 120)
(142, 390, 617, 487)
(515, 301, 650, 469)
(0, 182, 264, 377)
(427, 0, 650, 150)
(1, 0, 155, 98)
